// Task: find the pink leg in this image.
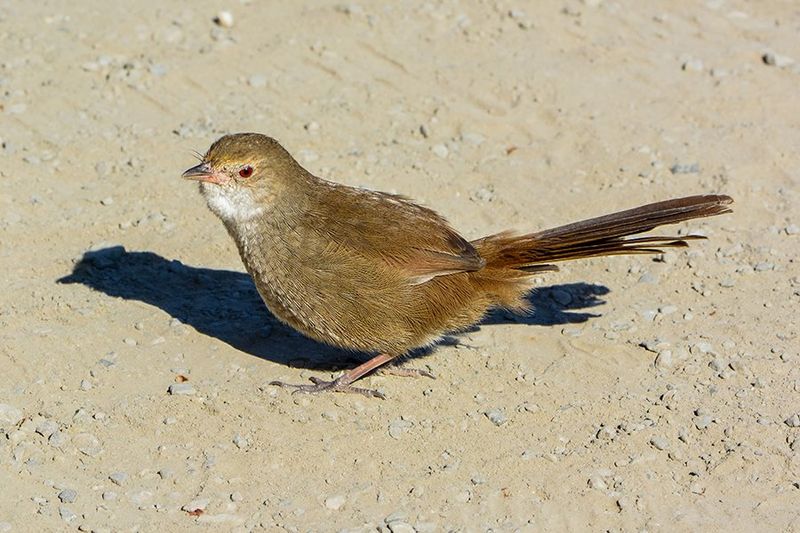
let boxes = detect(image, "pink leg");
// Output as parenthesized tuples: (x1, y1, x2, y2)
(270, 353, 396, 399)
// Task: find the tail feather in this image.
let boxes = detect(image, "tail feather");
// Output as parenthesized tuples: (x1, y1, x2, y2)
(472, 194, 733, 272)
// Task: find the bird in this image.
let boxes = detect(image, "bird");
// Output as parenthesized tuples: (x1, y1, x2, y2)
(182, 132, 733, 399)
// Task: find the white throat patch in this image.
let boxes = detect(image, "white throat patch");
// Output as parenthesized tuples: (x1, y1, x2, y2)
(200, 182, 263, 223)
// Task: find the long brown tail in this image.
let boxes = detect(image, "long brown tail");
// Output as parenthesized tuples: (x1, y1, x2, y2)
(472, 195, 733, 274)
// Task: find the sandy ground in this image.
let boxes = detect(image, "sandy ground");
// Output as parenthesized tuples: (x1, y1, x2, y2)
(1, 1, 799, 531)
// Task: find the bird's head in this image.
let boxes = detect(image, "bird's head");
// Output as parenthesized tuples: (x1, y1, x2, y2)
(183, 133, 302, 223)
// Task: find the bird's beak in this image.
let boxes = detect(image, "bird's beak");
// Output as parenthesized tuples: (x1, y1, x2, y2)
(181, 162, 228, 185)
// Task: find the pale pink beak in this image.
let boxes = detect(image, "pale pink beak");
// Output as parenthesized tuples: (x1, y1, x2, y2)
(182, 162, 228, 185)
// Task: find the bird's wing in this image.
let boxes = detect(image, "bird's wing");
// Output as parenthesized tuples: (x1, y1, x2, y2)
(396, 224, 485, 284)
(309, 184, 485, 284)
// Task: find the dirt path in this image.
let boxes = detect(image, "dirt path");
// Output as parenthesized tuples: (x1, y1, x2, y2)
(1, 1, 798, 531)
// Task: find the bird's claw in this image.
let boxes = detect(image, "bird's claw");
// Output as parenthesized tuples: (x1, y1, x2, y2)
(269, 377, 386, 399)
(376, 366, 435, 379)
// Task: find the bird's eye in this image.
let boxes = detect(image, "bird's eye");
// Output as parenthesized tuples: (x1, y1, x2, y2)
(238, 165, 253, 178)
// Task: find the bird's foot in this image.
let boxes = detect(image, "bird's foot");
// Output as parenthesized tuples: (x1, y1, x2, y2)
(269, 376, 386, 399)
(377, 365, 435, 379)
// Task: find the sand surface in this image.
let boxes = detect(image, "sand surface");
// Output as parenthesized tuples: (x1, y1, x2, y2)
(1, 1, 799, 531)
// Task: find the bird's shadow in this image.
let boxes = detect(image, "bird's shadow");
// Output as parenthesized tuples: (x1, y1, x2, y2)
(58, 247, 609, 370)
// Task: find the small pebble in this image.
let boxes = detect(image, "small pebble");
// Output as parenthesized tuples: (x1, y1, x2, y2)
(168, 383, 196, 396)
(471, 185, 494, 203)
(689, 482, 705, 495)
(551, 289, 572, 306)
(762, 52, 795, 68)
(233, 434, 249, 449)
(785, 414, 800, 428)
(692, 342, 714, 355)
(0, 404, 23, 426)
(325, 494, 346, 510)
(182, 498, 210, 513)
(49, 431, 68, 448)
(617, 496, 632, 511)
(682, 58, 704, 72)
(484, 408, 508, 426)
(431, 144, 448, 158)
(709, 358, 726, 372)
(35, 420, 58, 438)
(694, 415, 713, 430)
(59, 507, 77, 522)
(650, 436, 670, 450)
(102, 491, 117, 501)
(588, 476, 607, 490)
(670, 163, 700, 175)
(149, 63, 168, 76)
(388, 418, 413, 439)
(58, 489, 77, 503)
(638, 273, 658, 285)
(388, 522, 416, 533)
(655, 350, 673, 369)
(461, 132, 485, 145)
(79, 379, 92, 391)
(248, 74, 267, 88)
(109, 471, 129, 486)
(74, 433, 102, 457)
(215, 10, 234, 27)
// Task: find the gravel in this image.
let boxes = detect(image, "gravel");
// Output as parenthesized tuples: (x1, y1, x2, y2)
(233, 434, 249, 449)
(181, 498, 210, 513)
(655, 350, 673, 369)
(0, 404, 23, 427)
(74, 433, 102, 457)
(324, 494, 346, 510)
(387, 522, 416, 533)
(59, 507, 77, 522)
(484, 409, 508, 426)
(109, 472, 129, 486)
(48, 431, 68, 448)
(694, 415, 713, 430)
(35, 419, 58, 438)
(58, 489, 77, 503)
(785, 414, 800, 428)
(248, 74, 267, 88)
(762, 52, 795, 68)
(650, 436, 670, 450)
(682, 58, 704, 72)
(214, 10, 234, 27)
(670, 163, 700, 174)
(388, 417, 414, 439)
(431, 144, 449, 158)
(168, 383, 196, 395)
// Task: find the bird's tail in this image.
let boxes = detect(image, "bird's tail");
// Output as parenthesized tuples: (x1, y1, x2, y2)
(471, 195, 733, 275)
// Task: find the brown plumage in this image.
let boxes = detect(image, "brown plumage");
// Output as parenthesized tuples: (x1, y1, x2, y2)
(183, 133, 733, 398)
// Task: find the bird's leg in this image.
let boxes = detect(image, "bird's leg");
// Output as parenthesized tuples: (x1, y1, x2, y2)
(270, 353, 396, 399)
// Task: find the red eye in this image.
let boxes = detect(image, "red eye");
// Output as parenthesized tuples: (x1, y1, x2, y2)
(239, 165, 253, 178)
